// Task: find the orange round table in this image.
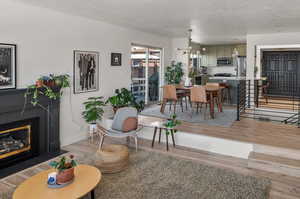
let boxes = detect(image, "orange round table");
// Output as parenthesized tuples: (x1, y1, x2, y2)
(13, 164, 101, 199)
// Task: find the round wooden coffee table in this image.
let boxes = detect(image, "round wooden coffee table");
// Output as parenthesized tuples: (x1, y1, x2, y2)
(13, 164, 101, 199)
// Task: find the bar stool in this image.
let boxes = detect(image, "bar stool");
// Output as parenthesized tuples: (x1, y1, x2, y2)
(219, 83, 231, 104)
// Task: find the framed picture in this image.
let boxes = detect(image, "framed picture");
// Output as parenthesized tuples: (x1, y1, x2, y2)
(0, 43, 16, 90)
(111, 53, 122, 66)
(73, 50, 99, 94)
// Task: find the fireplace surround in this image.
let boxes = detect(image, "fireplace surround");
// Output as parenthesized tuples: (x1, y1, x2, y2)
(0, 88, 61, 177)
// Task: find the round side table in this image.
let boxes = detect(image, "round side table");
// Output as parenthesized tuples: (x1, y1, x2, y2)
(13, 164, 101, 199)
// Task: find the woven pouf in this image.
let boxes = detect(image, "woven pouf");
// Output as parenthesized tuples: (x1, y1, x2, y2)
(94, 144, 129, 174)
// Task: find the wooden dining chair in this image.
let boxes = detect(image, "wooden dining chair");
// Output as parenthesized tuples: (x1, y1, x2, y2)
(190, 86, 209, 118)
(160, 85, 184, 113)
(205, 83, 222, 112)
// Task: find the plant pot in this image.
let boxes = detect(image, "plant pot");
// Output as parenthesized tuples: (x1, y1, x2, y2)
(45, 80, 55, 87)
(113, 106, 126, 114)
(56, 167, 74, 184)
(35, 80, 43, 88)
(89, 123, 97, 135)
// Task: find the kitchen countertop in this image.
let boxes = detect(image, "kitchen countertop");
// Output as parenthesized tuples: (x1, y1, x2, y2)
(209, 76, 246, 80)
(209, 77, 264, 80)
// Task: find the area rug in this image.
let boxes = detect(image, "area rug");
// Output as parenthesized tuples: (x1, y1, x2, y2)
(140, 105, 237, 127)
(94, 150, 271, 199)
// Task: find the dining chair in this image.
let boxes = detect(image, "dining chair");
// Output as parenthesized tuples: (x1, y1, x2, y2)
(160, 85, 184, 113)
(205, 83, 222, 112)
(190, 86, 209, 118)
(175, 84, 190, 110)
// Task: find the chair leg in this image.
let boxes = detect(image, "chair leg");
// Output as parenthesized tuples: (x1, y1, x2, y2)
(158, 128, 162, 143)
(134, 135, 138, 152)
(151, 127, 158, 148)
(174, 101, 177, 114)
(171, 130, 176, 147)
(196, 103, 199, 114)
(185, 96, 188, 110)
(160, 98, 167, 113)
(98, 135, 105, 150)
(204, 103, 208, 120)
(188, 96, 192, 108)
(126, 136, 130, 146)
(166, 130, 169, 151)
(169, 101, 172, 112)
(180, 98, 183, 112)
(191, 102, 194, 118)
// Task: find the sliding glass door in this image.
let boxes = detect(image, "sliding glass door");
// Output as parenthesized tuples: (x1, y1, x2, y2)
(131, 45, 162, 105)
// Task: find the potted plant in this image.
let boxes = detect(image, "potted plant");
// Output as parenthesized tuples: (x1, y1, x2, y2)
(164, 61, 184, 85)
(49, 155, 77, 184)
(24, 74, 70, 110)
(82, 96, 106, 134)
(106, 88, 144, 113)
(163, 114, 181, 135)
(188, 68, 197, 85)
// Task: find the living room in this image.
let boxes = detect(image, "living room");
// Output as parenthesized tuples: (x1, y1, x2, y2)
(1, 0, 300, 198)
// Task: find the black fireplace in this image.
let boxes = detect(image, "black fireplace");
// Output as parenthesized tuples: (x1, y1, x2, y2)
(0, 89, 62, 178)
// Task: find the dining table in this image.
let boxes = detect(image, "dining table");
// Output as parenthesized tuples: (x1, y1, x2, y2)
(161, 85, 224, 119)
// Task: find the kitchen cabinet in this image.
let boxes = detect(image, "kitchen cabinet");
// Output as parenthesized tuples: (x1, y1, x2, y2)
(225, 46, 233, 57)
(236, 45, 246, 56)
(216, 46, 224, 58)
(207, 46, 217, 66)
(200, 44, 246, 67)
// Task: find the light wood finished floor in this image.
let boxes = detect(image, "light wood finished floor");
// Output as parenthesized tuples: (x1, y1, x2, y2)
(70, 138, 300, 199)
(139, 115, 300, 150)
(258, 97, 300, 111)
(1, 137, 300, 198)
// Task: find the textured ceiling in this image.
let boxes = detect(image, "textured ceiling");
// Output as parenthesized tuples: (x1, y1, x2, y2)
(15, 0, 300, 44)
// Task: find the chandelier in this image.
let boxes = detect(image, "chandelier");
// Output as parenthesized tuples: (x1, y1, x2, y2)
(177, 29, 193, 55)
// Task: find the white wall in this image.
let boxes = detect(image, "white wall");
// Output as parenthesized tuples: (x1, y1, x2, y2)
(0, 0, 172, 146)
(139, 127, 253, 159)
(171, 38, 189, 82)
(247, 32, 300, 78)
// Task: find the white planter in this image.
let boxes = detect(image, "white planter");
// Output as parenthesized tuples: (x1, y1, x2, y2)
(89, 123, 97, 135)
(184, 78, 192, 87)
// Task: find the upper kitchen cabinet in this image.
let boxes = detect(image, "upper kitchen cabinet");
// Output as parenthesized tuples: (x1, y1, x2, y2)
(200, 44, 246, 67)
(236, 44, 246, 56)
(207, 46, 217, 66)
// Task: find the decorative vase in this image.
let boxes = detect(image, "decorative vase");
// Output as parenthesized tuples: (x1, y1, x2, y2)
(56, 167, 74, 184)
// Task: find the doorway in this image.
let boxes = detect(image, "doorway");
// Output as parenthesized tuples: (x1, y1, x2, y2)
(130, 45, 162, 105)
(262, 51, 300, 97)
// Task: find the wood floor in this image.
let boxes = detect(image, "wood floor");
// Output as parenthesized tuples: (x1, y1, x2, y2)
(68, 138, 300, 199)
(258, 97, 300, 111)
(1, 137, 300, 198)
(139, 115, 300, 150)
(1, 116, 300, 198)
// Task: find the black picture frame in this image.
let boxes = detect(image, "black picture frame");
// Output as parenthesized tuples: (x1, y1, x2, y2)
(111, 53, 122, 66)
(0, 43, 17, 90)
(73, 50, 99, 94)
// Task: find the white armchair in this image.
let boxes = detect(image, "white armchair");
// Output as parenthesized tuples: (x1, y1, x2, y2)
(97, 107, 143, 151)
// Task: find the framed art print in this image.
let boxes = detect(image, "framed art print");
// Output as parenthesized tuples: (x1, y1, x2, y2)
(111, 53, 122, 66)
(0, 43, 16, 90)
(73, 50, 99, 94)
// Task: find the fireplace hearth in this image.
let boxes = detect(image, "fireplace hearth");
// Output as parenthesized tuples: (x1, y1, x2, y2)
(0, 89, 63, 178)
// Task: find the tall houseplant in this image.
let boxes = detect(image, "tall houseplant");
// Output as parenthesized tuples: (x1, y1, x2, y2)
(82, 96, 106, 134)
(106, 88, 144, 113)
(165, 61, 184, 84)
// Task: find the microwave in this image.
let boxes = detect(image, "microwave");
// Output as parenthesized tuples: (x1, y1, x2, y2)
(217, 57, 232, 66)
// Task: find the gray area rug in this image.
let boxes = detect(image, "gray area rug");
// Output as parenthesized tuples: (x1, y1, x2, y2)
(140, 105, 237, 127)
(94, 150, 270, 199)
